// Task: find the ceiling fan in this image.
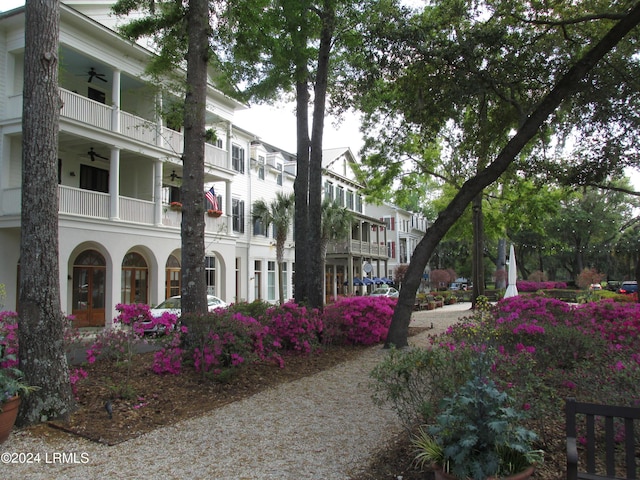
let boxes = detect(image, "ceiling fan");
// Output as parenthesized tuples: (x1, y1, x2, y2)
(170, 170, 182, 182)
(87, 147, 108, 162)
(87, 67, 107, 83)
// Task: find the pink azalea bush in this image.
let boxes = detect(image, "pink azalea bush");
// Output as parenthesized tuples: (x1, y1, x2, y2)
(259, 302, 323, 354)
(3, 295, 398, 383)
(0, 311, 18, 369)
(1, 311, 91, 393)
(86, 303, 159, 364)
(322, 296, 396, 345)
(373, 295, 640, 448)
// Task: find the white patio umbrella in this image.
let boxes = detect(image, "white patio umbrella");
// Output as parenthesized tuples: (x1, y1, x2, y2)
(504, 244, 519, 298)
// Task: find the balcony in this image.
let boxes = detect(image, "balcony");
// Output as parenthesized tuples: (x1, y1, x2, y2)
(6, 90, 230, 170)
(326, 240, 388, 258)
(0, 185, 227, 233)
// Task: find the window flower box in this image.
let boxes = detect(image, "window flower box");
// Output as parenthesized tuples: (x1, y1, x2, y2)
(207, 209, 222, 218)
(170, 202, 182, 211)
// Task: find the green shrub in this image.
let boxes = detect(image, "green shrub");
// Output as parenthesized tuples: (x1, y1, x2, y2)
(370, 345, 476, 428)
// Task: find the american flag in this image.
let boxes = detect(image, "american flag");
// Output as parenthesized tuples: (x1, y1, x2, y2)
(206, 186, 219, 210)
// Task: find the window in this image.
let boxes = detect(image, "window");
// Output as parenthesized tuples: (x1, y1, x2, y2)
(121, 252, 148, 305)
(162, 185, 181, 204)
(356, 194, 363, 213)
(88, 87, 106, 104)
(336, 186, 345, 207)
(232, 198, 245, 233)
(276, 163, 283, 186)
(267, 261, 276, 301)
(80, 164, 109, 193)
(205, 256, 217, 295)
(399, 240, 407, 263)
(324, 181, 334, 200)
(254, 260, 262, 300)
(282, 263, 288, 301)
(258, 155, 265, 180)
(383, 216, 396, 231)
(253, 217, 267, 236)
(346, 190, 354, 210)
(215, 138, 223, 149)
(232, 144, 245, 173)
(388, 241, 396, 259)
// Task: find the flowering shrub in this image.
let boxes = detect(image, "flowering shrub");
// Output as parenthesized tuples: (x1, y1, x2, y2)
(516, 280, 568, 292)
(322, 296, 396, 345)
(179, 312, 263, 379)
(259, 302, 323, 354)
(151, 326, 186, 375)
(69, 368, 88, 398)
(372, 295, 640, 448)
(1, 310, 93, 393)
(86, 304, 155, 364)
(0, 311, 18, 369)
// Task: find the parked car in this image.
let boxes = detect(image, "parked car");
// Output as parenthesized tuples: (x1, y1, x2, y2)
(369, 287, 399, 298)
(618, 281, 638, 295)
(140, 295, 228, 333)
(589, 284, 603, 291)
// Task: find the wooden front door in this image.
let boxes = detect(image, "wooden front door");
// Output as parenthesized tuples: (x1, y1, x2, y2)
(72, 250, 106, 328)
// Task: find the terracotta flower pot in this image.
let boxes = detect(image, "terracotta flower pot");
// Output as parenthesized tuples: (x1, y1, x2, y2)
(433, 464, 535, 480)
(0, 395, 21, 444)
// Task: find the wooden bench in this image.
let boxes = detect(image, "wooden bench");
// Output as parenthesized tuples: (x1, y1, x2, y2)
(566, 397, 640, 479)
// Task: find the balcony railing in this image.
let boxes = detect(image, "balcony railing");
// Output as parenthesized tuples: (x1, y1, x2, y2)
(5, 90, 231, 170)
(326, 239, 388, 258)
(55, 185, 225, 234)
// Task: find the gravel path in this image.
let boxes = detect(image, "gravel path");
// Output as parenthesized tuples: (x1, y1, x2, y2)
(1, 303, 473, 480)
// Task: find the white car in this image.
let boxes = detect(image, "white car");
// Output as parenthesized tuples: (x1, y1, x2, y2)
(141, 295, 228, 333)
(369, 287, 399, 298)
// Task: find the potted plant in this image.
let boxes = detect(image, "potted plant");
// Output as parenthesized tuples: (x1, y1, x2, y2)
(207, 209, 222, 217)
(169, 201, 182, 211)
(0, 340, 35, 444)
(413, 373, 543, 480)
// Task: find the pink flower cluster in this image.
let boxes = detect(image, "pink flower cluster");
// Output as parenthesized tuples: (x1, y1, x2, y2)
(0, 311, 18, 369)
(261, 302, 323, 354)
(322, 296, 396, 345)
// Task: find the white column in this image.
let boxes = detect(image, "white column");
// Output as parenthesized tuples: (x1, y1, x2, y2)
(156, 92, 164, 148)
(109, 147, 120, 220)
(154, 159, 163, 226)
(111, 69, 121, 133)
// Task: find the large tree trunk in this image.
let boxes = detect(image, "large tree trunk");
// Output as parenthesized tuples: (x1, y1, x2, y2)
(18, 0, 75, 426)
(180, 0, 209, 316)
(384, 5, 640, 348)
(471, 194, 485, 307)
(307, 3, 335, 310)
(294, 79, 311, 304)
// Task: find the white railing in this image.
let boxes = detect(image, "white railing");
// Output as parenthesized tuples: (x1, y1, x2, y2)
(205, 144, 229, 169)
(59, 185, 110, 218)
(161, 127, 184, 155)
(10, 90, 231, 168)
(119, 196, 155, 224)
(60, 90, 112, 130)
(4, 95, 22, 120)
(0, 188, 21, 215)
(120, 111, 157, 145)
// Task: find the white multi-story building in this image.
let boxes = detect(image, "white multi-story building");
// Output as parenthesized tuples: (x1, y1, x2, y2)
(366, 203, 430, 285)
(0, 2, 426, 325)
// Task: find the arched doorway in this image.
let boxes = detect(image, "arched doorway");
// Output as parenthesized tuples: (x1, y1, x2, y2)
(72, 250, 106, 327)
(121, 252, 149, 305)
(165, 254, 181, 299)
